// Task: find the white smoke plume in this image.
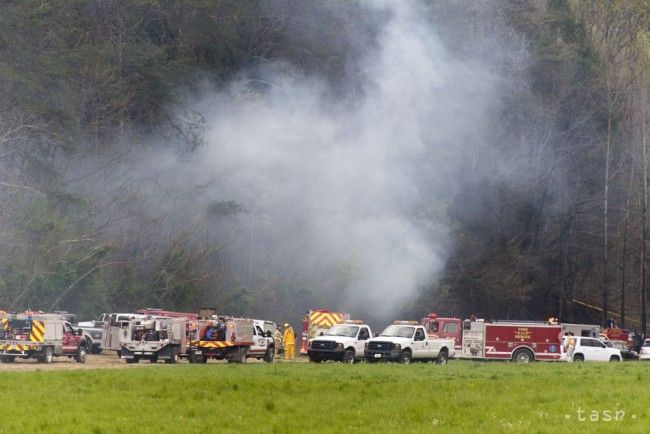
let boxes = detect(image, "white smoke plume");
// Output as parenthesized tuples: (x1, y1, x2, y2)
(170, 1, 499, 320)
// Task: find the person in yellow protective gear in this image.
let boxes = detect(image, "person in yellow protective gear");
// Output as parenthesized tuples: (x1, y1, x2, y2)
(273, 326, 283, 358)
(283, 323, 295, 360)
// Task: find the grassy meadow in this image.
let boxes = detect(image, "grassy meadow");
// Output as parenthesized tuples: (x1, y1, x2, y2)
(0, 360, 647, 433)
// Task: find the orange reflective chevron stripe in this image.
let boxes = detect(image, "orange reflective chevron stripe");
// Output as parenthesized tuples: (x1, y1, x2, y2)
(198, 341, 235, 348)
(309, 311, 345, 328)
(30, 320, 45, 342)
(0, 319, 8, 330)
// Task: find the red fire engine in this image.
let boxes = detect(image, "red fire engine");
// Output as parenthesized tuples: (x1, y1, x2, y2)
(420, 313, 562, 362)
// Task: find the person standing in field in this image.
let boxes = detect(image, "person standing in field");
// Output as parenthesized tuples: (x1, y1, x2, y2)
(283, 323, 295, 360)
(273, 325, 283, 358)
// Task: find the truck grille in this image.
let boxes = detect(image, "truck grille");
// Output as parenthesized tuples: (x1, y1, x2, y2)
(311, 340, 336, 350)
(368, 341, 392, 351)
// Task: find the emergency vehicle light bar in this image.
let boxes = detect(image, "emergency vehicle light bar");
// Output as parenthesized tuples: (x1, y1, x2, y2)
(393, 321, 418, 325)
(343, 320, 363, 324)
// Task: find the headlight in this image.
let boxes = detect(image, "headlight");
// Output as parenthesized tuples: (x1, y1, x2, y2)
(336, 343, 344, 350)
(393, 344, 401, 351)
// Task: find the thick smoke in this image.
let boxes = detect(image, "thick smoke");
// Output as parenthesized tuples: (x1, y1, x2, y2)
(176, 1, 499, 320)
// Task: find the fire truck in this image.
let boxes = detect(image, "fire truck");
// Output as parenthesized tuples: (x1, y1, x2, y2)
(187, 309, 254, 363)
(102, 316, 187, 363)
(420, 313, 562, 362)
(300, 309, 350, 354)
(0, 312, 90, 363)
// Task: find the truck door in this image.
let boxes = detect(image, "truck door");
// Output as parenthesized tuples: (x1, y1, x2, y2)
(254, 325, 267, 353)
(62, 322, 79, 354)
(412, 328, 427, 357)
(356, 327, 370, 356)
(439, 320, 462, 349)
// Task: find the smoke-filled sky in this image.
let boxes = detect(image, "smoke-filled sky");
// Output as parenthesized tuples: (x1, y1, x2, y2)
(166, 1, 499, 320)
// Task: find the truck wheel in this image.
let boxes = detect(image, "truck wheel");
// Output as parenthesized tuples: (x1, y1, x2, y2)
(39, 347, 53, 364)
(0, 356, 15, 363)
(165, 347, 179, 364)
(435, 349, 448, 365)
(126, 357, 139, 364)
(399, 350, 412, 365)
(91, 345, 102, 355)
(264, 348, 274, 363)
(201, 356, 208, 363)
(512, 348, 534, 363)
(573, 354, 584, 362)
(149, 354, 159, 363)
(308, 354, 322, 363)
(609, 355, 621, 362)
(343, 349, 356, 364)
(75, 346, 87, 364)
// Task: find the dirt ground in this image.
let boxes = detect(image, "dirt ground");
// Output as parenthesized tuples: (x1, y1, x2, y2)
(0, 352, 307, 371)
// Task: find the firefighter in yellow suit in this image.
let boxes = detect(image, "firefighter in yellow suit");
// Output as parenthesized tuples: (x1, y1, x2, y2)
(283, 323, 295, 360)
(273, 326, 283, 358)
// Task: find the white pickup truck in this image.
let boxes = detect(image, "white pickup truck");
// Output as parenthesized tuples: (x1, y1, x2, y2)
(364, 323, 455, 364)
(308, 322, 373, 363)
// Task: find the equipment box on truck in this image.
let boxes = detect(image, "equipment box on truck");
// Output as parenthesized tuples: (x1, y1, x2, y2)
(103, 316, 187, 363)
(187, 312, 254, 364)
(0, 312, 89, 363)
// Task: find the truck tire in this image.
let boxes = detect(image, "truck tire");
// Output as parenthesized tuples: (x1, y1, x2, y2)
(75, 346, 87, 363)
(165, 347, 179, 364)
(399, 350, 412, 365)
(228, 347, 247, 363)
(91, 344, 102, 355)
(573, 354, 584, 362)
(264, 348, 274, 363)
(435, 349, 449, 365)
(149, 354, 159, 363)
(343, 349, 356, 364)
(512, 348, 534, 363)
(609, 355, 621, 362)
(126, 357, 139, 364)
(0, 356, 15, 363)
(39, 347, 53, 364)
(201, 355, 208, 363)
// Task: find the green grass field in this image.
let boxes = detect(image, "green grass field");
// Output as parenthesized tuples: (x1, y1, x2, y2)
(1, 360, 646, 433)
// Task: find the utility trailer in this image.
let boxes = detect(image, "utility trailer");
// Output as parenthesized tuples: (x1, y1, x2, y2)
(0, 312, 89, 363)
(102, 316, 187, 363)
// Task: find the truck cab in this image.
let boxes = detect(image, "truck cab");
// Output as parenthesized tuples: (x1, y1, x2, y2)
(308, 321, 372, 363)
(365, 322, 454, 364)
(248, 319, 275, 362)
(420, 314, 462, 350)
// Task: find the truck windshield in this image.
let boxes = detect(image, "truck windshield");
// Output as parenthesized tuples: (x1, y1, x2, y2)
(379, 326, 415, 338)
(325, 325, 359, 337)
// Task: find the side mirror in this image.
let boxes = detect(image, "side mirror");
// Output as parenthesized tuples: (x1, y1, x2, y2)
(265, 331, 272, 338)
(77, 329, 83, 336)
